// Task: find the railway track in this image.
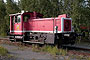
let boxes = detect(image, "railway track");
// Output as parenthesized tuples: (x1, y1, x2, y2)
(1, 37, 90, 56)
(0, 37, 9, 40)
(63, 44, 90, 51)
(62, 45, 90, 56)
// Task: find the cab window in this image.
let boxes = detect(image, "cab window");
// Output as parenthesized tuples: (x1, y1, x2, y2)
(15, 15, 21, 23)
(11, 16, 14, 23)
(23, 14, 30, 22)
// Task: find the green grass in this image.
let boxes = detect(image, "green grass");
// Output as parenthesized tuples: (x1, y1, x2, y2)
(0, 46, 14, 59)
(32, 44, 40, 52)
(41, 45, 59, 55)
(70, 55, 90, 60)
(32, 45, 67, 56)
(0, 46, 8, 56)
(86, 57, 90, 60)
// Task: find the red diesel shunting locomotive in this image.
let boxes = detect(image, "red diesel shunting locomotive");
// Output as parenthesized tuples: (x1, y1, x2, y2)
(9, 11, 76, 45)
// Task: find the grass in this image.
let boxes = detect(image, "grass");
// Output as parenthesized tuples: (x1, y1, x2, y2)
(32, 44, 40, 52)
(0, 46, 8, 56)
(1, 41, 90, 60)
(1, 39, 90, 60)
(59, 48, 67, 56)
(41, 45, 68, 56)
(32, 44, 67, 56)
(31, 44, 90, 60)
(0, 46, 14, 60)
(86, 57, 90, 60)
(41, 45, 59, 55)
(70, 55, 90, 60)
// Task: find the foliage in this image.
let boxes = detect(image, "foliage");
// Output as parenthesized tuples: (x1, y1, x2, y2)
(32, 45, 67, 55)
(0, 0, 20, 36)
(0, 1, 6, 36)
(4, 0, 20, 33)
(32, 44, 40, 52)
(0, 46, 8, 56)
(20, 0, 62, 17)
(41, 45, 59, 55)
(0, 0, 90, 36)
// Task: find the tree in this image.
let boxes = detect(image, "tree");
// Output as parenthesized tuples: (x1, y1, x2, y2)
(20, 0, 62, 17)
(0, 0, 6, 36)
(60, 0, 89, 32)
(4, 0, 20, 34)
(6, 0, 20, 14)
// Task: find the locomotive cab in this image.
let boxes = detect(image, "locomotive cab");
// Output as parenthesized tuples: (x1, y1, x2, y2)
(10, 12, 43, 34)
(10, 14, 22, 34)
(9, 12, 44, 40)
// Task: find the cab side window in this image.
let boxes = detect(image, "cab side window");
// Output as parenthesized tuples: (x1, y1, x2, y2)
(11, 16, 14, 23)
(23, 14, 30, 22)
(15, 16, 17, 22)
(15, 15, 21, 23)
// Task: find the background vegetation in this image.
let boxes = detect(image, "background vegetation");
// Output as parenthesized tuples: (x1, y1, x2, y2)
(0, 0, 90, 37)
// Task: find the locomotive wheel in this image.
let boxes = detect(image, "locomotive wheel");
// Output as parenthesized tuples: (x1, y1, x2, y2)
(9, 37, 15, 42)
(10, 40, 15, 42)
(71, 42, 75, 45)
(57, 40, 63, 48)
(70, 40, 75, 45)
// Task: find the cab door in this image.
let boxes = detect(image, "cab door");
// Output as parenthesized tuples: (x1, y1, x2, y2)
(14, 15, 22, 35)
(10, 16, 14, 34)
(23, 14, 30, 32)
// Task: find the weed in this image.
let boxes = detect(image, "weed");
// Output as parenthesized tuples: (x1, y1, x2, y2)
(32, 58, 36, 60)
(50, 46, 59, 55)
(0, 46, 8, 56)
(32, 44, 40, 52)
(59, 48, 67, 56)
(41, 45, 67, 55)
(86, 57, 90, 60)
(70, 55, 89, 60)
(41, 45, 50, 52)
(17, 43, 28, 51)
(7, 54, 14, 58)
(66, 57, 71, 60)
(31, 45, 68, 56)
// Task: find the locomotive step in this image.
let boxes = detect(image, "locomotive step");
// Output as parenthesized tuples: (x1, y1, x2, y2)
(23, 41, 44, 44)
(10, 39, 15, 40)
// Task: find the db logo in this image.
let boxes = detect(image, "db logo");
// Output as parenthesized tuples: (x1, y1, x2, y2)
(16, 25, 20, 30)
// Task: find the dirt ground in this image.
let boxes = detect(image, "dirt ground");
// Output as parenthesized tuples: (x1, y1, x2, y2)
(0, 43, 56, 60)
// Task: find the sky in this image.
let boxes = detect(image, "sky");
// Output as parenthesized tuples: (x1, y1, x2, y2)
(3, 0, 19, 3)
(3, 0, 6, 2)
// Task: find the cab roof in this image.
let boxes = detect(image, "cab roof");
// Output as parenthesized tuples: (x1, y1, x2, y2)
(9, 11, 43, 18)
(9, 13, 21, 16)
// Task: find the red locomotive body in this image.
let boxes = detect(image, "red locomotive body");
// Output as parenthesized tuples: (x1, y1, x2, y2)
(9, 11, 76, 45)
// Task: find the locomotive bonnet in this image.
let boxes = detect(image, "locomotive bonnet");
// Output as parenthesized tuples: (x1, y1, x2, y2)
(9, 11, 76, 45)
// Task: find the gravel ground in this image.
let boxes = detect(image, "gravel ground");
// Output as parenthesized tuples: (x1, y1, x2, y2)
(0, 43, 86, 60)
(0, 44, 55, 60)
(0, 38, 90, 60)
